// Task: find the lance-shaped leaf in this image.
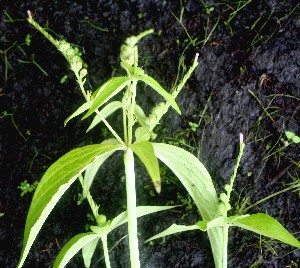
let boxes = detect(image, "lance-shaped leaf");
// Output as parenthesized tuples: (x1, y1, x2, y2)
(130, 141, 161, 193)
(110, 205, 177, 231)
(132, 74, 181, 115)
(152, 143, 217, 220)
(146, 216, 232, 243)
(152, 143, 223, 268)
(83, 150, 116, 197)
(17, 143, 122, 268)
(228, 213, 300, 248)
(53, 233, 101, 268)
(82, 237, 100, 268)
(146, 224, 199, 243)
(64, 101, 92, 126)
(134, 104, 148, 128)
(86, 101, 123, 132)
(83, 77, 131, 119)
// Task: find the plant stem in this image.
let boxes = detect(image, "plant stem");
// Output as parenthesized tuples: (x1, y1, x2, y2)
(222, 226, 229, 268)
(95, 110, 124, 144)
(124, 147, 140, 268)
(227, 133, 245, 202)
(101, 236, 112, 268)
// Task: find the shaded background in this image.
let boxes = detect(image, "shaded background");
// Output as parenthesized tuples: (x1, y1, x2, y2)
(1, 1, 299, 267)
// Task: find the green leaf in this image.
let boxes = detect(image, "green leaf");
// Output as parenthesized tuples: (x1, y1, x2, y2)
(152, 143, 218, 220)
(17, 144, 122, 268)
(135, 127, 151, 142)
(146, 223, 199, 243)
(292, 136, 300, 143)
(83, 77, 131, 119)
(110, 205, 177, 231)
(228, 213, 300, 248)
(130, 141, 161, 193)
(53, 233, 101, 268)
(285, 131, 295, 140)
(64, 101, 92, 126)
(83, 150, 116, 197)
(86, 101, 122, 132)
(134, 104, 148, 127)
(82, 237, 100, 268)
(152, 143, 223, 268)
(132, 74, 181, 115)
(90, 225, 111, 235)
(285, 131, 300, 143)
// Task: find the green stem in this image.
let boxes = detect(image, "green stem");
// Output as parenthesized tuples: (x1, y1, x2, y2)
(227, 134, 245, 202)
(243, 183, 300, 214)
(127, 81, 137, 144)
(95, 110, 124, 144)
(101, 236, 111, 268)
(222, 226, 229, 268)
(124, 147, 140, 268)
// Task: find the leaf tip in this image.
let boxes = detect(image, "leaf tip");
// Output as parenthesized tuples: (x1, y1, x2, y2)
(154, 181, 161, 194)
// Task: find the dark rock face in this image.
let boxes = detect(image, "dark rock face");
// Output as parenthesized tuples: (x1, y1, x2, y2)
(1, 1, 299, 267)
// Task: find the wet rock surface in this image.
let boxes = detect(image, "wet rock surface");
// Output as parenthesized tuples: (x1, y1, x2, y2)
(1, 1, 299, 267)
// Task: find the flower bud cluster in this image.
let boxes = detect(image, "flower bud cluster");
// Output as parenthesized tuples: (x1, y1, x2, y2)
(120, 43, 135, 67)
(58, 40, 87, 84)
(96, 214, 107, 226)
(145, 102, 166, 128)
(216, 184, 232, 216)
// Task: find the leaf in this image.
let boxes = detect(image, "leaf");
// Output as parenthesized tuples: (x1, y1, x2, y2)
(83, 77, 131, 119)
(292, 136, 300, 143)
(285, 131, 295, 140)
(152, 143, 218, 220)
(83, 151, 115, 197)
(53, 233, 101, 268)
(110, 205, 177, 231)
(134, 104, 148, 127)
(90, 225, 111, 235)
(132, 74, 181, 115)
(82, 237, 100, 268)
(86, 101, 122, 132)
(152, 143, 223, 268)
(17, 144, 122, 268)
(228, 213, 300, 248)
(135, 127, 151, 142)
(64, 101, 92, 126)
(285, 131, 300, 143)
(145, 224, 199, 243)
(130, 141, 161, 193)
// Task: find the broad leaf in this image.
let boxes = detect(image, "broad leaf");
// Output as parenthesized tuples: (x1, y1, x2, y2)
(132, 74, 181, 114)
(64, 101, 92, 126)
(152, 143, 223, 268)
(228, 213, 300, 248)
(53, 233, 101, 268)
(17, 144, 122, 268)
(82, 237, 100, 268)
(87, 101, 122, 132)
(130, 141, 161, 193)
(83, 77, 131, 119)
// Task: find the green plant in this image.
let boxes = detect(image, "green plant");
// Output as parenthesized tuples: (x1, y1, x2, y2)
(147, 133, 300, 268)
(18, 11, 198, 268)
(18, 11, 300, 268)
(18, 180, 39, 196)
